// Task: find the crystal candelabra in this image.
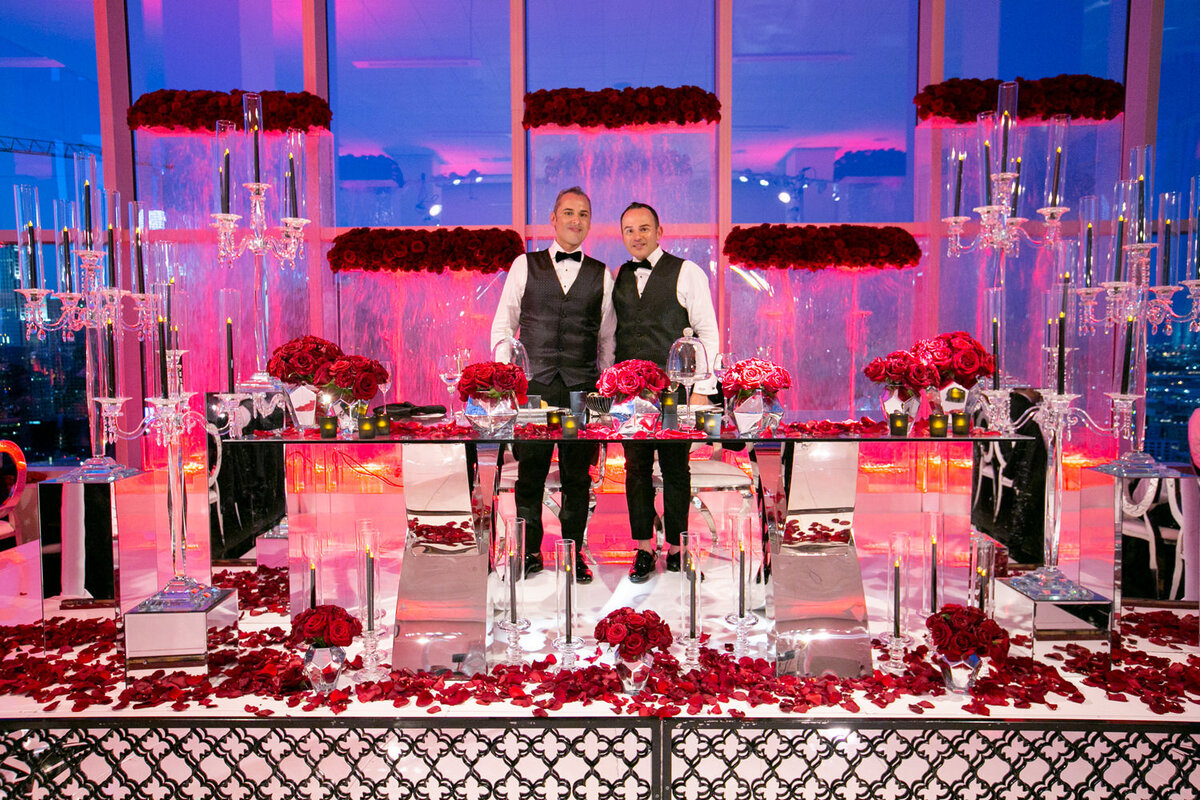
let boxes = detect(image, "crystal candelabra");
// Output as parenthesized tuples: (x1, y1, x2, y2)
(13, 174, 154, 482)
(210, 97, 310, 422)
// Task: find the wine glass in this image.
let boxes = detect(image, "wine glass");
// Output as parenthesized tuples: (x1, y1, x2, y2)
(755, 345, 773, 362)
(437, 354, 462, 415)
(376, 359, 394, 407)
(713, 352, 736, 384)
(667, 328, 710, 428)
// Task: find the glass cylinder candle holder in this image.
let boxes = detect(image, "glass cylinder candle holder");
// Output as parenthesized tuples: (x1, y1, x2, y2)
(1157, 191, 1180, 287)
(1078, 195, 1100, 288)
(679, 532, 704, 670)
(219, 289, 240, 394)
(1041, 114, 1070, 209)
(52, 199, 76, 295)
(243, 93, 265, 186)
(303, 534, 325, 611)
(987, 287, 1004, 389)
(127, 200, 152, 295)
(74, 152, 100, 253)
(546, 409, 563, 432)
(888, 412, 910, 436)
(215, 119, 237, 216)
(554, 539, 583, 668)
(1128, 145, 1155, 245)
(319, 415, 338, 439)
(943, 128, 970, 220)
(969, 534, 997, 617)
(880, 532, 914, 675)
(497, 517, 529, 664)
(280, 128, 306, 221)
(357, 415, 376, 440)
(103, 189, 122, 290)
(356, 520, 382, 633)
(725, 509, 758, 657)
(1189, 175, 1200, 284)
(928, 413, 948, 438)
(924, 513, 945, 615)
(13, 185, 43, 291)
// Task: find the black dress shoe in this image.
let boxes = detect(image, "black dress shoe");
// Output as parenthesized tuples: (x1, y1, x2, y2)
(524, 552, 544, 578)
(575, 555, 593, 584)
(664, 551, 681, 572)
(628, 549, 657, 583)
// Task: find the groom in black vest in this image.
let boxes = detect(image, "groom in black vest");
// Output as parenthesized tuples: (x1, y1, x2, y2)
(490, 186, 614, 583)
(613, 202, 719, 583)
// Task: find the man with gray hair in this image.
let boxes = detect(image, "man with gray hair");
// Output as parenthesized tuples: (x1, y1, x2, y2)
(490, 186, 615, 582)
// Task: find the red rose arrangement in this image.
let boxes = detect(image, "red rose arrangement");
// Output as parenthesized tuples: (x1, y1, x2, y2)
(925, 604, 1010, 664)
(327, 227, 524, 275)
(267, 335, 344, 385)
(127, 89, 332, 132)
(268, 336, 390, 403)
(291, 604, 363, 649)
(913, 75, 1124, 125)
(597, 359, 669, 401)
(594, 606, 673, 662)
(911, 331, 995, 389)
(723, 224, 921, 272)
(866, 331, 995, 399)
(863, 350, 936, 400)
(457, 361, 529, 406)
(523, 85, 721, 129)
(721, 358, 792, 404)
(315, 354, 391, 403)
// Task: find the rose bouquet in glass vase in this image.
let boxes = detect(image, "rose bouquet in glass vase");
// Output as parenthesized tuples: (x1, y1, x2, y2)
(593, 606, 673, 694)
(267, 335, 344, 428)
(722, 357, 792, 436)
(291, 604, 364, 693)
(312, 354, 390, 433)
(912, 331, 995, 416)
(597, 359, 669, 435)
(457, 361, 528, 436)
(863, 349, 938, 433)
(924, 603, 1010, 694)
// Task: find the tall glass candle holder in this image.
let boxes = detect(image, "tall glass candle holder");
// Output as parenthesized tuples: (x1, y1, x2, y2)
(679, 532, 704, 670)
(213, 288, 250, 439)
(497, 517, 529, 665)
(13, 185, 50, 338)
(969, 535, 997, 617)
(725, 509, 758, 657)
(879, 532, 913, 676)
(1036, 114, 1071, 240)
(924, 512, 944, 615)
(355, 519, 387, 683)
(554, 539, 584, 669)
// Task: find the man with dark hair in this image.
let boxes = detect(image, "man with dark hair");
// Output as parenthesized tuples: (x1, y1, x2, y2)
(613, 201, 718, 582)
(490, 186, 614, 582)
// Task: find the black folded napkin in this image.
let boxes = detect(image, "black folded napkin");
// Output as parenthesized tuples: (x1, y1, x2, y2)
(374, 401, 448, 418)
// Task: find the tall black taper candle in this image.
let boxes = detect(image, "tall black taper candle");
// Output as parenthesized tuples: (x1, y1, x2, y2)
(82, 181, 93, 250)
(1114, 216, 1125, 282)
(892, 559, 901, 638)
(1010, 157, 1021, 215)
(253, 126, 261, 184)
(157, 316, 169, 398)
(225, 317, 236, 393)
(992, 316, 1001, 390)
(133, 227, 145, 293)
(222, 149, 231, 213)
(1161, 219, 1172, 286)
(1050, 147, 1062, 206)
(26, 222, 37, 289)
(953, 153, 964, 216)
(61, 226, 72, 292)
(1137, 175, 1146, 243)
(1084, 223, 1094, 288)
(983, 140, 993, 205)
(287, 153, 298, 217)
(106, 224, 115, 288)
(1056, 311, 1067, 394)
(1120, 316, 1134, 395)
(105, 320, 116, 397)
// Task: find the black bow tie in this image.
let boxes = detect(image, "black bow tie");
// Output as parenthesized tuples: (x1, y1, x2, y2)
(633, 260, 652, 270)
(554, 250, 582, 263)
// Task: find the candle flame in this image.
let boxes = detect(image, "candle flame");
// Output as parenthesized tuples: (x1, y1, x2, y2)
(226, 316, 233, 325)
(894, 558, 901, 569)
(366, 545, 372, 557)
(957, 153, 964, 162)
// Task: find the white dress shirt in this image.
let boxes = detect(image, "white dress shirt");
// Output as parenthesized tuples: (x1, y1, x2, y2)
(632, 247, 719, 395)
(489, 241, 616, 372)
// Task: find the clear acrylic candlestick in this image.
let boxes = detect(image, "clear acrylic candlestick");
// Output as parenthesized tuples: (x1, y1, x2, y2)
(680, 533, 703, 671)
(725, 512, 758, 658)
(497, 517, 529, 665)
(879, 533, 912, 676)
(355, 520, 388, 683)
(553, 539, 584, 670)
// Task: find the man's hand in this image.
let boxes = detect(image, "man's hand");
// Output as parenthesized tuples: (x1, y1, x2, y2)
(689, 392, 711, 407)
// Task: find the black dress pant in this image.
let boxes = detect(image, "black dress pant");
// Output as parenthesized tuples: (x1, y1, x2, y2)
(515, 376, 598, 554)
(623, 441, 690, 547)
